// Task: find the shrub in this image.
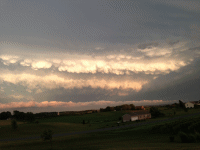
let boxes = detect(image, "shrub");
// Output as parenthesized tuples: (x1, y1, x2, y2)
(184, 107, 188, 112)
(169, 136, 175, 142)
(179, 131, 196, 143)
(195, 132, 200, 142)
(82, 120, 85, 124)
(179, 131, 188, 143)
(41, 129, 53, 149)
(35, 120, 39, 124)
(189, 122, 200, 133)
(11, 119, 18, 130)
(150, 107, 165, 118)
(188, 134, 196, 143)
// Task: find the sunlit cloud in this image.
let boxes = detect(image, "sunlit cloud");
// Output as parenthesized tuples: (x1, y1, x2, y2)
(9, 94, 24, 100)
(20, 59, 32, 66)
(0, 87, 5, 92)
(0, 99, 177, 110)
(31, 61, 52, 70)
(0, 55, 20, 65)
(95, 47, 104, 50)
(0, 72, 147, 91)
(1, 41, 198, 75)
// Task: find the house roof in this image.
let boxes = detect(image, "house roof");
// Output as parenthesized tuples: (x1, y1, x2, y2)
(189, 101, 200, 104)
(185, 102, 195, 104)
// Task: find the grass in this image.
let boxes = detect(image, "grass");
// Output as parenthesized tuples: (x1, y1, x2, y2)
(0, 120, 24, 126)
(39, 111, 126, 124)
(0, 107, 200, 149)
(1, 125, 200, 150)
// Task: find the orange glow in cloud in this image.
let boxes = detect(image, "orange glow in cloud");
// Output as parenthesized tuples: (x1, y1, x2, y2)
(0, 42, 195, 75)
(0, 100, 177, 110)
(0, 73, 147, 91)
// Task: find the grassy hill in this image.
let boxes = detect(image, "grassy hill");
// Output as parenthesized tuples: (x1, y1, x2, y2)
(0, 107, 200, 150)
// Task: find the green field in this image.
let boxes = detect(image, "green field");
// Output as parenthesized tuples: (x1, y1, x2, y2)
(0, 108, 200, 150)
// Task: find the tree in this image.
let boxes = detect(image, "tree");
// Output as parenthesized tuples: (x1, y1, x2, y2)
(130, 104, 135, 110)
(100, 108, 105, 112)
(26, 112, 35, 123)
(0, 111, 11, 120)
(41, 129, 53, 149)
(114, 106, 122, 111)
(11, 119, 18, 130)
(179, 100, 185, 109)
(13, 110, 26, 120)
(105, 106, 111, 111)
(150, 107, 165, 118)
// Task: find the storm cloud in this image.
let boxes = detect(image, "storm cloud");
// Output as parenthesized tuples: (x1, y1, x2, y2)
(0, 0, 199, 113)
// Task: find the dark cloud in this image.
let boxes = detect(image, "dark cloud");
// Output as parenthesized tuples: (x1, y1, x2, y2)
(0, 0, 200, 113)
(168, 40, 180, 46)
(137, 42, 159, 49)
(127, 58, 200, 101)
(188, 46, 200, 51)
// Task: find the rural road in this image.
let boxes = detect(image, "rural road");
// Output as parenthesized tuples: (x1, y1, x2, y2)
(1, 112, 200, 142)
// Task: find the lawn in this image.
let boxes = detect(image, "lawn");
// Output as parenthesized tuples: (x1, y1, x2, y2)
(1, 124, 200, 150)
(0, 107, 200, 150)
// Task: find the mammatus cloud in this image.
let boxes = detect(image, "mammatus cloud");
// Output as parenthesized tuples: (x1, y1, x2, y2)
(0, 55, 20, 65)
(0, 73, 147, 92)
(95, 47, 104, 50)
(0, 41, 198, 75)
(138, 42, 159, 50)
(0, 99, 178, 110)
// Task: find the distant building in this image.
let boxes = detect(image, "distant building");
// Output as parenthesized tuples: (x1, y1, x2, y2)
(190, 100, 200, 106)
(122, 111, 151, 122)
(185, 102, 194, 108)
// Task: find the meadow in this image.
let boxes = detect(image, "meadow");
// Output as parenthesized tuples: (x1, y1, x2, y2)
(0, 107, 200, 150)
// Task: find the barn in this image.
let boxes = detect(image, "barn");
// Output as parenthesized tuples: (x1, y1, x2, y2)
(122, 111, 151, 122)
(122, 113, 139, 122)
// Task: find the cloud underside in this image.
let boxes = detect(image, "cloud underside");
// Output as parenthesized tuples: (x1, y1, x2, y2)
(0, 40, 199, 106)
(0, 100, 177, 110)
(0, 73, 146, 92)
(0, 41, 198, 75)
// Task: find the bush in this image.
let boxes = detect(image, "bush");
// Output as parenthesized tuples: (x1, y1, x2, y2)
(188, 134, 196, 143)
(169, 136, 175, 142)
(184, 108, 188, 112)
(189, 122, 200, 133)
(41, 129, 53, 149)
(11, 119, 18, 130)
(179, 131, 196, 143)
(150, 107, 165, 118)
(195, 132, 200, 142)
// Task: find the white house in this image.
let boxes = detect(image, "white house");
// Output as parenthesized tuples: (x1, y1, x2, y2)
(122, 113, 138, 122)
(122, 111, 151, 122)
(185, 102, 194, 108)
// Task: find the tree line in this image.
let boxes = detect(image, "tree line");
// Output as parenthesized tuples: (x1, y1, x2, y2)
(100, 104, 136, 112)
(0, 110, 36, 122)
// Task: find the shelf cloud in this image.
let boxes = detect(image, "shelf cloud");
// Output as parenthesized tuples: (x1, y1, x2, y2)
(0, 0, 199, 113)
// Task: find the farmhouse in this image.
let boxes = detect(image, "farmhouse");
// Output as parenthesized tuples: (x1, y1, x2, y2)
(190, 100, 200, 105)
(185, 102, 194, 108)
(122, 111, 151, 122)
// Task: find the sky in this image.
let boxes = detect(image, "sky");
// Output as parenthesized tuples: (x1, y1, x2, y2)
(0, 0, 200, 113)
